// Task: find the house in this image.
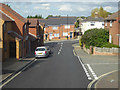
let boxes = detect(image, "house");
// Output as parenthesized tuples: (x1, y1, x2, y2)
(104, 11, 120, 47)
(39, 16, 77, 40)
(80, 17, 104, 34)
(27, 18, 45, 51)
(0, 10, 23, 61)
(0, 3, 30, 61)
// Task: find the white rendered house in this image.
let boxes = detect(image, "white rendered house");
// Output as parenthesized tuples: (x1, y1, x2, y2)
(80, 17, 104, 34)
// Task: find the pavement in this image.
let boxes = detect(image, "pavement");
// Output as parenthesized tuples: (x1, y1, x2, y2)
(73, 43, 119, 89)
(1, 51, 35, 83)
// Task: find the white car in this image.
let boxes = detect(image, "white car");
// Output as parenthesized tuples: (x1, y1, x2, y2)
(35, 46, 51, 58)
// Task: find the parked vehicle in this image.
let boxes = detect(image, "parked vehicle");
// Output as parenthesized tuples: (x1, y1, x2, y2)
(35, 46, 51, 58)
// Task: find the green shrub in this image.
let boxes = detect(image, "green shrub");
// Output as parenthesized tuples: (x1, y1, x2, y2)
(101, 43, 119, 48)
(81, 28, 109, 48)
(79, 38, 82, 46)
(85, 45, 90, 49)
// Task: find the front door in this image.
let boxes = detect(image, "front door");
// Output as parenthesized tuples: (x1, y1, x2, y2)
(70, 32, 72, 39)
(9, 42, 16, 58)
(45, 34, 48, 40)
(49, 33, 53, 40)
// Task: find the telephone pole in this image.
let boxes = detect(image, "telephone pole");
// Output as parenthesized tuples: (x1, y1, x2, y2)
(67, 14, 68, 40)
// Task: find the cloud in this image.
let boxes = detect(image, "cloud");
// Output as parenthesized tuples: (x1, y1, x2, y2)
(77, 7, 86, 11)
(104, 6, 112, 11)
(16, 6, 20, 9)
(33, 3, 50, 10)
(34, 6, 50, 10)
(2, 0, 119, 2)
(24, 10, 29, 14)
(41, 3, 50, 6)
(104, 6, 117, 12)
(59, 4, 72, 11)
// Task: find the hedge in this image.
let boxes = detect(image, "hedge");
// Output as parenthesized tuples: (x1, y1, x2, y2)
(81, 28, 109, 48)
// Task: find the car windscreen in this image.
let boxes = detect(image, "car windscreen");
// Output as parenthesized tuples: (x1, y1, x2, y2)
(36, 48, 45, 51)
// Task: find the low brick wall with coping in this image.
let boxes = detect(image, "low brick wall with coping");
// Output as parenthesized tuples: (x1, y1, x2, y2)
(93, 47, 120, 56)
(82, 44, 120, 55)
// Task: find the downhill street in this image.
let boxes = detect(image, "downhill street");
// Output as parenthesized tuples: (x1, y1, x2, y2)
(3, 40, 90, 88)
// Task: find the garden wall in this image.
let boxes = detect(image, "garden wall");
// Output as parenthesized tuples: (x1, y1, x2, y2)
(93, 47, 120, 55)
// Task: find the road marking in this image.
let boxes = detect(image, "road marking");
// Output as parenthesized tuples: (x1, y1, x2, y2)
(0, 59, 37, 88)
(58, 52, 60, 55)
(0, 73, 13, 83)
(0, 71, 22, 88)
(77, 56, 92, 80)
(73, 50, 77, 56)
(58, 43, 63, 55)
(85, 63, 118, 65)
(87, 64, 98, 80)
(59, 49, 61, 52)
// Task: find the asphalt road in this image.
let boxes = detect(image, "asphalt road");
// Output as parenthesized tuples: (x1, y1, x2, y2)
(3, 40, 90, 88)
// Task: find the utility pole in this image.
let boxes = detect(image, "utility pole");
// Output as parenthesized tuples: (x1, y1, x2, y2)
(67, 14, 68, 40)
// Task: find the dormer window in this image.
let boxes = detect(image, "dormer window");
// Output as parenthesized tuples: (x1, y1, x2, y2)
(90, 22, 95, 26)
(65, 25, 70, 29)
(102, 22, 104, 26)
(110, 21, 112, 27)
(53, 26, 58, 30)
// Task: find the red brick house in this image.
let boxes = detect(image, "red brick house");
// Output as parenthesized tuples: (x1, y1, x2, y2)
(104, 11, 120, 47)
(0, 3, 31, 59)
(39, 17, 77, 40)
(27, 18, 45, 51)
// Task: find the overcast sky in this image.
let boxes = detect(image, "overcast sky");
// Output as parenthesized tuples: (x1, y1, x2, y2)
(3, 1, 119, 18)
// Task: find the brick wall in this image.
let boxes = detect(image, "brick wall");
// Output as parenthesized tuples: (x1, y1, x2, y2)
(93, 47, 120, 55)
(105, 17, 120, 46)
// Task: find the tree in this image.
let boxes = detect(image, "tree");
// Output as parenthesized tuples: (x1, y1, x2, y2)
(75, 20, 79, 28)
(27, 15, 43, 19)
(46, 15, 53, 19)
(91, 8, 99, 17)
(91, 7, 112, 18)
(6, 4, 10, 7)
(46, 15, 61, 19)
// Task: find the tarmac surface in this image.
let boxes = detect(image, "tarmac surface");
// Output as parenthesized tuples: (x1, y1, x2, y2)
(1, 40, 119, 89)
(2, 40, 90, 88)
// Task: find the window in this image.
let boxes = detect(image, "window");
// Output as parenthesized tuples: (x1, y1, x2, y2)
(65, 25, 70, 29)
(63, 32, 68, 36)
(3, 23, 6, 32)
(44, 28, 46, 31)
(54, 33, 59, 37)
(102, 22, 104, 26)
(36, 48, 45, 51)
(110, 21, 112, 27)
(109, 35, 112, 43)
(105, 21, 107, 26)
(90, 22, 95, 26)
(53, 26, 58, 30)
